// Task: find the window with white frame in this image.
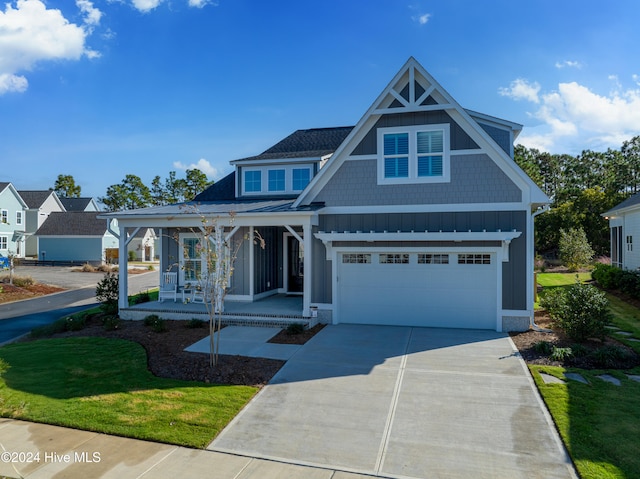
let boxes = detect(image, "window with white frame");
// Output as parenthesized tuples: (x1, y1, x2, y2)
(458, 254, 491, 265)
(378, 124, 450, 184)
(15, 211, 22, 226)
(268, 169, 285, 192)
(0, 236, 7, 250)
(418, 253, 449, 264)
(627, 235, 633, 252)
(180, 234, 206, 283)
(342, 253, 371, 264)
(1, 210, 7, 224)
(244, 170, 262, 193)
(292, 168, 311, 190)
(379, 253, 409, 264)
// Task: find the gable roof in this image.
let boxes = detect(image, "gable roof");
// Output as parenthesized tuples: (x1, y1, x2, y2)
(35, 211, 108, 236)
(0, 182, 29, 208)
(18, 190, 63, 210)
(60, 197, 99, 212)
(294, 57, 548, 208)
(231, 127, 353, 164)
(603, 192, 640, 216)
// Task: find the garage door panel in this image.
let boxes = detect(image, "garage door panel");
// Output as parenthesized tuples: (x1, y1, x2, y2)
(338, 251, 497, 330)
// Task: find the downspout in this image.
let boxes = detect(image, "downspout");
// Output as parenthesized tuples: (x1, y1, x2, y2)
(531, 205, 551, 332)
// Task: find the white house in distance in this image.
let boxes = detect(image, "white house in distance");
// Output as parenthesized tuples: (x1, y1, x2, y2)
(0, 182, 27, 257)
(604, 193, 640, 269)
(18, 190, 66, 258)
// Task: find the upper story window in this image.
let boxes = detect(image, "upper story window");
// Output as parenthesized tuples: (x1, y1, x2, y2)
(292, 168, 311, 190)
(268, 170, 285, 192)
(1, 210, 7, 224)
(377, 124, 450, 185)
(241, 165, 313, 196)
(245, 170, 262, 193)
(16, 211, 22, 226)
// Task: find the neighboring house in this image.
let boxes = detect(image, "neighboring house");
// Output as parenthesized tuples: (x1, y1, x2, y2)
(0, 182, 27, 258)
(34, 211, 118, 263)
(127, 227, 157, 262)
(59, 197, 101, 212)
(603, 193, 640, 269)
(103, 57, 549, 332)
(18, 190, 66, 257)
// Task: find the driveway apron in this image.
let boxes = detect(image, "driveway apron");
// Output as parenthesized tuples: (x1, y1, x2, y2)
(210, 324, 576, 479)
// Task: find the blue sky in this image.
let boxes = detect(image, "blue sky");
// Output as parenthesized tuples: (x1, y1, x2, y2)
(2, 0, 640, 200)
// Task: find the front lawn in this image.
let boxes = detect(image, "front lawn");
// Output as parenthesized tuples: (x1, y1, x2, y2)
(0, 337, 257, 448)
(530, 365, 640, 479)
(529, 271, 640, 479)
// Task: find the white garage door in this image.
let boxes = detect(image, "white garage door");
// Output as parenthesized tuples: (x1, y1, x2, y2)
(337, 251, 497, 329)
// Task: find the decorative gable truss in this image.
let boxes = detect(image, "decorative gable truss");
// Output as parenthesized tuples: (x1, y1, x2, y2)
(295, 57, 548, 209)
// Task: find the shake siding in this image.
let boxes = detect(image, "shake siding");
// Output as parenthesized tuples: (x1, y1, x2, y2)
(477, 122, 512, 157)
(313, 156, 521, 206)
(315, 211, 528, 310)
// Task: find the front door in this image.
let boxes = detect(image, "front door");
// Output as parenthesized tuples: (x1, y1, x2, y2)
(287, 236, 303, 293)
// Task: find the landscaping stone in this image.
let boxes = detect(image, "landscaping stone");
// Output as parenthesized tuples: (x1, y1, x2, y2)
(614, 331, 633, 336)
(627, 338, 640, 342)
(597, 374, 621, 386)
(627, 375, 640, 383)
(539, 372, 566, 385)
(605, 325, 620, 330)
(564, 372, 589, 384)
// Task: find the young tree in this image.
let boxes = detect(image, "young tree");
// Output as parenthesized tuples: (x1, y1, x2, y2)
(559, 227, 594, 272)
(184, 168, 212, 200)
(99, 174, 152, 211)
(54, 174, 81, 198)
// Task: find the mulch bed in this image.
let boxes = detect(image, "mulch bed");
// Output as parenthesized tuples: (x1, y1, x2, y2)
(509, 311, 640, 369)
(31, 315, 323, 387)
(0, 283, 66, 304)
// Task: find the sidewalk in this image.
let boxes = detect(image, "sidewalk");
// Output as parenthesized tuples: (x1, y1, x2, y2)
(0, 419, 364, 479)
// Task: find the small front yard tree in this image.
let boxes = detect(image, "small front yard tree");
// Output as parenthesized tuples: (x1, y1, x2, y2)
(180, 207, 264, 367)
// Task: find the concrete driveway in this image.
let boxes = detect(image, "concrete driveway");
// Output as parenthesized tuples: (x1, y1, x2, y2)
(210, 325, 576, 479)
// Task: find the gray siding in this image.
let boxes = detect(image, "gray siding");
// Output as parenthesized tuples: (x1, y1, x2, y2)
(314, 211, 528, 310)
(38, 237, 106, 262)
(313, 156, 522, 206)
(478, 122, 512, 157)
(253, 226, 282, 295)
(351, 111, 479, 155)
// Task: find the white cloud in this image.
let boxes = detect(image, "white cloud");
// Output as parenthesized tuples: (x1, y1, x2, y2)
(131, 0, 162, 12)
(412, 13, 431, 25)
(173, 158, 220, 178)
(512, 78, 640, 153)
(188, 0, 218, 7)
(76, 0, 102, 27)
(555, 60, 582, 69)
(0, 0, 94, 94)
(498, 78, 541, 103)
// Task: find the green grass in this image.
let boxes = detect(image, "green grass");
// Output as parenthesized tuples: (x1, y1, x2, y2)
(536, 272, 592, 288)
(0, 337, 257, 448)
(530, 365, 640, 479)
(604, 293, 640, 354)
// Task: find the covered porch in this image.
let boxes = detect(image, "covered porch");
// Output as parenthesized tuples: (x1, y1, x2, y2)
(101, 202, 319, 325)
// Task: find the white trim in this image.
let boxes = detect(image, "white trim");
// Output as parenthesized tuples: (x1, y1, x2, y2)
(231, 156, 323, 166)
(315, 230, 521, 243)
(15, 211, 22, 226)
(377, 124, 451, 185)
(373, 103, 454, 115)
(318, 203, 528, 214)
(249, 226, 255, 297)
(240, 164, 313, 196)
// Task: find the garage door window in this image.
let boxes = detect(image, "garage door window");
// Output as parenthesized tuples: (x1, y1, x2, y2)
(342, 253, 371, 264)
(379, 253, 409, 264)
(458, 254, 491, 265)
(418, 253, 449, 264)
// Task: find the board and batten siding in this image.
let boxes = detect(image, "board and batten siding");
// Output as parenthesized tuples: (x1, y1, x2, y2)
(313, 211, 528, 311)
(38, 236, 116, 262)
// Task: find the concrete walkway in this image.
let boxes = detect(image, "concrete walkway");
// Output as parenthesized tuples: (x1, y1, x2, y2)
(210, 325, 578, 479)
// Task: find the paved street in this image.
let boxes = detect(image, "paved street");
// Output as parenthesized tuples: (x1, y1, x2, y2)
(0, 267, 157, 344)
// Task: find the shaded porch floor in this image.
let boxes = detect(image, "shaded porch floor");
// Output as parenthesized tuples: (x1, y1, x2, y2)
(121, 294, 308, 328)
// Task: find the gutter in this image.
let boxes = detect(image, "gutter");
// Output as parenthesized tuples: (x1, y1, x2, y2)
(531, 205, 552, 332)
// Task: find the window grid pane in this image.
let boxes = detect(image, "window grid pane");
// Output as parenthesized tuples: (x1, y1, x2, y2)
(268, 170, 285, 191)
(342, 253, 371, 264)
(417, 156, 443, 177)
(417, 130, 443, 153)
(385, 158, 409, 178)
(418, 253, 449, 264)
(384, 133, 409, 155)
(245, 171, 261, 192)
(379, 253, 409, 264)
(292, 168, 311, 190)
(458, 254, 491, 265)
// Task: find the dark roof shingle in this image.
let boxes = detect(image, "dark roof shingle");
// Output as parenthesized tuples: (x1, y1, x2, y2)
(18, 190, 57, 209)
(35, 212, 107, 236)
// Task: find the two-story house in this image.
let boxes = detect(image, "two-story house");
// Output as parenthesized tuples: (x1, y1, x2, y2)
(0, 182, 27, 258)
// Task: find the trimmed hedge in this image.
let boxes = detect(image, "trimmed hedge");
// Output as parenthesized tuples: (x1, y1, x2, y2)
(592, 263, 640, 299)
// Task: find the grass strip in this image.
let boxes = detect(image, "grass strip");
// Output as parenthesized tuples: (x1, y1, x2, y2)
(0, 337, 256, 448)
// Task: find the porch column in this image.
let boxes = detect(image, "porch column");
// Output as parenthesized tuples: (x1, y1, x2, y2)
(118, 225, 128, 311)
(249, 226, 255, 299)
(303, 222, 312, 317)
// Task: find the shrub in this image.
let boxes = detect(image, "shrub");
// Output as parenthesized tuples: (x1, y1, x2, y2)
(185, 318, 205, 329)
(96, 272, 119, 315)
(65, 314, 87, 331)
(12, 275, 34, 287)
(570, 343, 589, 357)
(30, 319, 67, 338)
(144, 314, 167, 333)
(128, 250, 137, 261)
(541, 281, 610, 342)
(534, 340, 553, 355)
(559, 227, 594, 272)
(590, 345, 631, 368)
(550, 346, 573, 362)
(130, 290, 151, 305)
(286, 323, 306, 335)
(0, 358, 8, 377)
(102, 316, 121, 331)
(80, 262, 96, 272)
(147, 264, 155, 271)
